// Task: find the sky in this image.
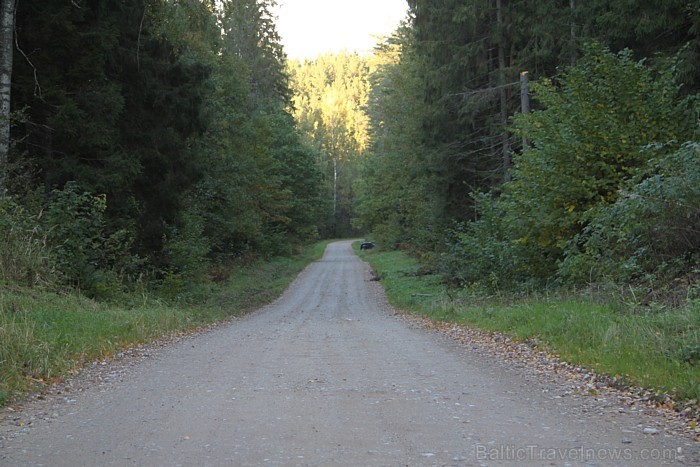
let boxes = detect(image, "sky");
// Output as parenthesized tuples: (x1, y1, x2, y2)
(272, 0, 409, 60)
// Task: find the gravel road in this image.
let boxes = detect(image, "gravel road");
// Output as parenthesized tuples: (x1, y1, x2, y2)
(1, 240, 698, 466)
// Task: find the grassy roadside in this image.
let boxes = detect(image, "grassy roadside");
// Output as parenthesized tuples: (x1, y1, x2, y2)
(354, 243, 700, 404)
(0, 240, 331, 405)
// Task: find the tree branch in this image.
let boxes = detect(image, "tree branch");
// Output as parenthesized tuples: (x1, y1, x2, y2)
(13, 0, 41, 98)
(137, 4, 146, 72)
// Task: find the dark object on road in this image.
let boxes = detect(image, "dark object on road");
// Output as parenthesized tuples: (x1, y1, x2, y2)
(360, 242, 375, 250)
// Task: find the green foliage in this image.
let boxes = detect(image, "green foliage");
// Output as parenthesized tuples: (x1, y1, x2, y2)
(221, 0, 291, 106)
(441, 45, 697, 292)
(41, 183, 141, 297)
(0, 183, 142, 297)
(581, 0, 700, 90)
(5, 0, 324, 292)
(355, 29, 444, 250)
(288, 52, 371, 237)
(0, 195, 53, 287)
(441, 194, 523, 291)
(361, 1, 699, 300)
(507, 45, 694, 281)
(163, 209, 211, 281)
(518, 46, 695, 284)
(42, 183, 108, 286)
(561, 142, 700, 284)
(174, 0, 323, 262)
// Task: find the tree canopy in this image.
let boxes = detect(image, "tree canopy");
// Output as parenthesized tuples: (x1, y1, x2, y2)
(2, 0, 323, 295)
(288, 52, 372, 237)
(356, 0, 700, 293)
(2, 0, 699, 299)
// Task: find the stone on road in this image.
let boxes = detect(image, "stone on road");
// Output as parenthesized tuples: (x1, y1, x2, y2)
(1, 241, 697, 466)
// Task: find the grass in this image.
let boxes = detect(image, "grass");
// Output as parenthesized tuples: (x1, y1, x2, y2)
(0, 240, 330, 405)
(356, 242, 700, 403)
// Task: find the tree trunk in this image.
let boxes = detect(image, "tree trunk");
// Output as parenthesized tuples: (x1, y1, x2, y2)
(570, 0, 577, 65)
(333, 157, 338, 219)
(496, 0, 510, 183)
(0, 0, 14, 197)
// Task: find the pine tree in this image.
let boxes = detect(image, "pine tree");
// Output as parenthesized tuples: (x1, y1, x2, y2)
(220, 0, 290, 109)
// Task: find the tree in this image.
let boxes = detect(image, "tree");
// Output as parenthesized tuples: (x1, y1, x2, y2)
(355, 26, 443, 248)
(0, 0, 14, 196)
(579, 0, 700, 89)
(1, 0, 323, 291)
(171, 0, 323, 260)
(507, 45, 695, 281)
(10, 0, 220, 263)
(289, 52, 371, 237)
(220, 0, 290, 109)
(560, 142, 700, 285)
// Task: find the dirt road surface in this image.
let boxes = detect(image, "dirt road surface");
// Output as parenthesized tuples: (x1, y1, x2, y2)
(1, 241, 698, 466)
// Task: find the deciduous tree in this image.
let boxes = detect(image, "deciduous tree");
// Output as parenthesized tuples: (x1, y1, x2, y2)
(0, 0, 14, 196)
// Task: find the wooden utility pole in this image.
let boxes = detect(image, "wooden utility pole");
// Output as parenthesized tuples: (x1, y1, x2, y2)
(520, 71, 530, 149)
(0, 0, 15, 197)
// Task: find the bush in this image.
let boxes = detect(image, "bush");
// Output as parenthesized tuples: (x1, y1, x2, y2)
(442, 193, 517, 290)
(441, 44, 698, 292)
(42, 182, 110, 288)
(163, 210, 211, 280)
(510, 45, 694, 280)
(560, 142, 700, 284)
(1, 183, 143, 297)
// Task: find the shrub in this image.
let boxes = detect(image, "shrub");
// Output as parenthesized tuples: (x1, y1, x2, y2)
(0, 182, 143, 297)
(560, 142, 700, 284)
(510, 45, 694, 281)
(163, 209, 211, 280)
(442, 44, 697, 291)
(442, 193, 516, 290)
(41, 182, 109, 288)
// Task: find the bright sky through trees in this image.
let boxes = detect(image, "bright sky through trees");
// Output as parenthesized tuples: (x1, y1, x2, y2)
(273, 0, 409, 59)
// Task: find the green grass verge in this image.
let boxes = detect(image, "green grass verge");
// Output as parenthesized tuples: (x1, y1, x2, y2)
(0, 240, 331, 405)
(355, 242, 700, 402)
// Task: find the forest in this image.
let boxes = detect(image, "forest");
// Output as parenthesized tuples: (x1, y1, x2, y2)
(0, 0, 698, 300)
(0, 0, 699, 408)
(353, 0, 700, 301)
(1, 0, 326, 298)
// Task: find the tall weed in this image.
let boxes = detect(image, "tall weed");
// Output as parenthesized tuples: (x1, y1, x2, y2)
(0, 196, 54, 287)
(0, 307, 51, 405)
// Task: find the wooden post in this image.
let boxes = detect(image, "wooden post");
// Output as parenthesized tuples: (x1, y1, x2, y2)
(520, 71, 530, 150)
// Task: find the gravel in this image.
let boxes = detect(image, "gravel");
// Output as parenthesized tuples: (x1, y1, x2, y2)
(0, 240, 698, 466)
